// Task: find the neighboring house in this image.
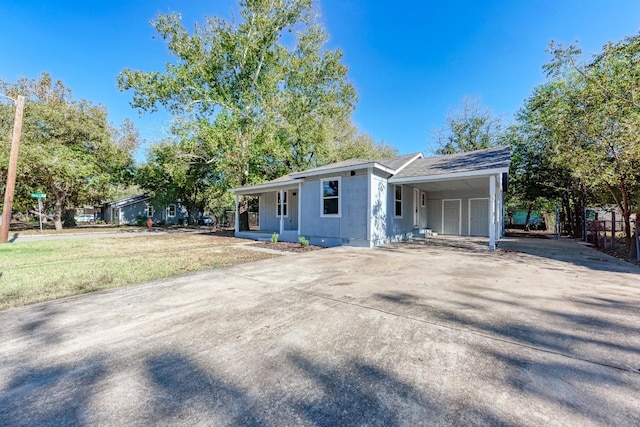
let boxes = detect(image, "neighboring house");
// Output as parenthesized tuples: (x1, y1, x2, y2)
(103, 195, 187, 225)
(230, 146, 511, 250)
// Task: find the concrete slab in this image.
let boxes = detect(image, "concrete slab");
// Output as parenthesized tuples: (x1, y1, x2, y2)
(0, 237, 638, 426)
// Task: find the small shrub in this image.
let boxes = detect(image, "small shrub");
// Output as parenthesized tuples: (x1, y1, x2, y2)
(299, 236, 309, 248)
(270, 232, 279, 243)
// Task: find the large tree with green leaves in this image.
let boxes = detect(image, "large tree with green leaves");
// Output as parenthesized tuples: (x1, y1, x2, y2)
(118, 0, 356, 230)
(542, 35, 640, 247)
(432, 97, 504, 155)
(0, 73, 138, 230)
(510, 86, 580, 233)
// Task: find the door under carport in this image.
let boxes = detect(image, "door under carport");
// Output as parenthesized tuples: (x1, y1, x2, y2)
(442, 199, 461, 235)
(469, 198, 489, 236)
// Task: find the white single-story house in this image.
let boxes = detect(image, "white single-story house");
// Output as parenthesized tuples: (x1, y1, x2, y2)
(229, 146, 510, 250)
(103, 195, 188, 226)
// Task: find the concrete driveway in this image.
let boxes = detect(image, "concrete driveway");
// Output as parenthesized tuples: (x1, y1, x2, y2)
(1, 236, 638, 426)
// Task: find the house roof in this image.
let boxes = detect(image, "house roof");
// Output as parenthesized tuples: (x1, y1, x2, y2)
(230, 146, 510, 194)
(390, 146, 511, 182)
(230, 174, 300, 194)
(288, 152, 422, 179)
(232, 153, 423, 194)
(375, 152, 423, 171)
(288, 158, 377, 178)
(107, 194, 149, 208)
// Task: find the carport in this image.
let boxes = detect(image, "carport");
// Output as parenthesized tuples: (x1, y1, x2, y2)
(389, 149, 509, 250)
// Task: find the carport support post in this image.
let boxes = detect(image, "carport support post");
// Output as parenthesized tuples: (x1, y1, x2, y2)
(489, 175, 496, 251)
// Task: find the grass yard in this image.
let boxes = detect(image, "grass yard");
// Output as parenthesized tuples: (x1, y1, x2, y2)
(0, 232, 279, 310)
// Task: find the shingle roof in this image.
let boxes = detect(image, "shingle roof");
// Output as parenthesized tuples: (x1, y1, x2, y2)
(288, 158, 372, 177)
(108, 194, 149, 208)
(375, 152, 422, 171)
(289, 153, 422, 178)
(392, 146, 511, 179)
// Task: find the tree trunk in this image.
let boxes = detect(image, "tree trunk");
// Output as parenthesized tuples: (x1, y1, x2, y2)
(622, 211, 632, 254)
(542, 212, 554, 232)
(573, 197, 583, 239)
(524, 203, 533, 231)
(54, 197, 63, 231)
(563, 195, 574, 237)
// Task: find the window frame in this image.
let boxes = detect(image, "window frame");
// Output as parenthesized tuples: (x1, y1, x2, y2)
(167, 204, 176, 218)
(394, 185, 403, 218)
(276, 190, 288, 218)
(421, 192, 427, 207)
(146, 205, 154, 218)
(320, 177, 341, 217)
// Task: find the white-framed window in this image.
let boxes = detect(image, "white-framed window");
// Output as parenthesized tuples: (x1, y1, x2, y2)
(167, 204, 176, 218)
(421, 192, 427, 207)
(277, 191, 288, 217)
(146, 205, 154, 217)
(394, 185, 403, 218)
(321, 177, 341, 217)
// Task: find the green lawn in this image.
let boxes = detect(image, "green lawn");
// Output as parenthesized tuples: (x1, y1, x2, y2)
(0, 233, 278, 310)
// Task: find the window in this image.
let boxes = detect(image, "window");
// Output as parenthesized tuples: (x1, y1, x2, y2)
(421, 192, 427, 207)
(321, 177, 340, 216)
(394, 185, 403, 218)
(167, 204, 176, 218)
(277, 191, 288, 217)
(146, 205, 154, 217)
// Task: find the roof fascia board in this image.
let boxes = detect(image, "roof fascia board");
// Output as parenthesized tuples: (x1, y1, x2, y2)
(289, 162, 395, 179)
(229, 179, 303, 194)
(389, 167, 509, 184)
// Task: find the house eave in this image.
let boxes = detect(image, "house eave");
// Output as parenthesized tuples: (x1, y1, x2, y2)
(389, 167, 509, 184)
(289, 162, 395, 179)
(229, 179, 304, 195)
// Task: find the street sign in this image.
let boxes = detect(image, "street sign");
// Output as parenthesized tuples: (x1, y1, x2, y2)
(31, 193, 45, 198)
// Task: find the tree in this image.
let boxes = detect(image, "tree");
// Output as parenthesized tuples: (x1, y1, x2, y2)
(544, 35, 640, 248)
(136, 137, 221, 224)
(326, 120, 397, 162)
(510, 92, 577, 232)
(0, 74, 138, 230)
(432, 97, 504, 155)
(118, 0, 356, 230)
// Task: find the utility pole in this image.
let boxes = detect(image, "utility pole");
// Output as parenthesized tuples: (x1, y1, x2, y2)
(0, 95, 25, 243)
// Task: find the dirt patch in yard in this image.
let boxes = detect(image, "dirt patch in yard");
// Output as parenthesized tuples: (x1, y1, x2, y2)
(252, 242, 325, 253)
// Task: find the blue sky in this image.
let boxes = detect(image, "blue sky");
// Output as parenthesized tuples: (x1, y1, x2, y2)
(1, 1, 639, 161)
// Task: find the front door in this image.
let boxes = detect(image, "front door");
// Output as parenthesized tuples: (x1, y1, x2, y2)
(289, 190, 298, 230)
(442, 199, 461, 235)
